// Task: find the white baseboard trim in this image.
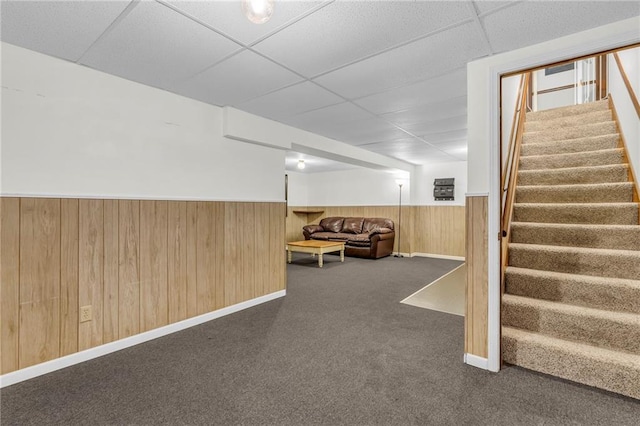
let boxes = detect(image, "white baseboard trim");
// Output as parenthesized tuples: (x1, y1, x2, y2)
(0, 290, 286, 388)
(464, 353, 489, 370)
(411, 252, 465, 261)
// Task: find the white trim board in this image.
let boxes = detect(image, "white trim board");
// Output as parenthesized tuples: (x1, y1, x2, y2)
(0, 193, 285, 203)
(477, 17, 640, 373)
(0, 290, 286, 388)
(464, 353, 489, 370)
(411, 253, 465, 261)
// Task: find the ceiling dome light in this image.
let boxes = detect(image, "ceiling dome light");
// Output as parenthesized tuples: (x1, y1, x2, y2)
(297, 160, 306, 170)
(241, 0, 274, 24)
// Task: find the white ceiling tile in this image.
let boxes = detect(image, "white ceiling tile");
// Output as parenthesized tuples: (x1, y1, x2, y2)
(0, 0, 130, 62)
(401, 115, 467, 136)
(482, 1, 640, 54)
(80, 1, 241, 89)
(322, 119, 409, 146)
(235, 81, 344, 120)
(167, 0, 326, 45)
(281, 102, 374, 134)
(172, 50, 303, 107)
(419, 129, 468, 145)
(253, 1, 474, 76)
(314, 22, 489, 99)
(381, 96, 467, 126)
(354, 68, 467, 115)
(473, 1, 516, 16)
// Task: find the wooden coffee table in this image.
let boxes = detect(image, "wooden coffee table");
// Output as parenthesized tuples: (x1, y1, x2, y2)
(286, 240, 345, 268)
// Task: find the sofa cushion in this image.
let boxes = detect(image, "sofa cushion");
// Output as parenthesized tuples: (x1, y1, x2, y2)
(363, 218, 394, 233)
(347, 240, 371, 247)
(309, 232, 333, 240)
(328, 233, 352, 242)
(341, 217, 364, 234)
(320, 217, 345, 233)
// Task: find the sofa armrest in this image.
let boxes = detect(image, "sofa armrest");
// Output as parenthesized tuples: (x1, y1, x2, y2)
(302, 224, 324, 240)
(303, 224, 323, 234)
(368, 227, 393, 237)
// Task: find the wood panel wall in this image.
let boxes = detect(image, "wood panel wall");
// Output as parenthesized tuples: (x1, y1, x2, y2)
(286, 205, 465, 257)
(0, 198, 286, 374)
(464, 196, 488, 358)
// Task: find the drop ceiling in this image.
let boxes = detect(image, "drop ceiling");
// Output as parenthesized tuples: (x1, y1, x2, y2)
(2, 0, 638, 173)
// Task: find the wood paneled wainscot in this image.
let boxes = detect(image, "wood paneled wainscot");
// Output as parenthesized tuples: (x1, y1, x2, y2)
(0, 197, 286, 374)
(286, 205, 465, 258)
(464, 196, 488, 359)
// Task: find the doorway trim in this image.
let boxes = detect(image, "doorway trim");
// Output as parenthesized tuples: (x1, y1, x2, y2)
(484, 20, 639, 372)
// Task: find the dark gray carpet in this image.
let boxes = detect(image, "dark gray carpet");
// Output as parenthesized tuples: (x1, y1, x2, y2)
(1, 255, 638, 425)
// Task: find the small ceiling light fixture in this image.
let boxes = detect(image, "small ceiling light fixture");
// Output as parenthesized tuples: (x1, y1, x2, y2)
(297, 159, 306, 170)
(241, 0, 274, 24)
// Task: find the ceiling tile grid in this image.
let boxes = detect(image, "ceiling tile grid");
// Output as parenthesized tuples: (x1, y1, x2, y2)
(2, 0, 639, 171)
(171, 49, 304, 107)
(79, 1, 242, 90)
(0, 0, 131, 62)
(312, 21, 490, 99)
(252, 0, 475, 77)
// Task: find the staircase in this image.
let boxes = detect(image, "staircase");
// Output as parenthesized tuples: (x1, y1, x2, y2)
(502, 99, 640, 399)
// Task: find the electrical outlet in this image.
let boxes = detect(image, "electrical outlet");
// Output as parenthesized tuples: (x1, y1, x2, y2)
(80, 305, 92, 323)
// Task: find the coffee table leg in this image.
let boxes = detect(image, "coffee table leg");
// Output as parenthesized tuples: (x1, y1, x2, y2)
(318, 253, 323, 268)
(340, 247, 344, 262)
(287, 248, 292, 264)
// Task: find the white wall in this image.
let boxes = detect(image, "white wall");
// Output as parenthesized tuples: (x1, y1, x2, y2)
(468, 17, 640, 194)
(413, 161, 466, 206)
(501, 75, 521, 170)
(466, 16, 639, 372)
(286, 171, 309, 206)
(304, 168, 410, 206)
(1, 43, 285, 201)
(609, 47, 640, 179)
(535, 67, 576, 111)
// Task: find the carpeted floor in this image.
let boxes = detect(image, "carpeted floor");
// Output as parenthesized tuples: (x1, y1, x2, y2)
(1, 255, 639, 425)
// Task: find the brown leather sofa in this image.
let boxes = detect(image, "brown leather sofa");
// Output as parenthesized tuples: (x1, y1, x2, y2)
(302, 217, 395, 259)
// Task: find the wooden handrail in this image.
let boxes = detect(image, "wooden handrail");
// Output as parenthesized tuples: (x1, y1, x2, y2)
(501, 74, 526, 192)
(613, 52, 640, 119)
(501, 72, 530, 290)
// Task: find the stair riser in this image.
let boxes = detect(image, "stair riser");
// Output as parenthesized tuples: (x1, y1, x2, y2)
(524, 110, 612, 132)
(508, 246, 640, 280)
(510, 225, 640, 250)
(517, 166, 628, 186)
(526, 101, 610, 122)
(520, 135, 619, 156)
(523, 122, 617, 144)
(502, 333, 640, 399)
(505, 269, 640, 314)
(515, 185, 633, 204)
(503, 301, 640, 354)
(513, 204, 639, 225)
(519, 150, 624, 170)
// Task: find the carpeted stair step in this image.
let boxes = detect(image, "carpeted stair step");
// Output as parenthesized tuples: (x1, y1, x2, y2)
(508, 243, 640, 280)
(504, 267, 640, 314)
(502, 326, 640, 399)
(524, 109, 612, 133)
(503, 294, 640, 354)
(523, 121, 617, 144)
(513, 202, 639, 225)
(525, 99, 609, 122)
(515, 182, 634, 203)
(510, 222, 640, 250)
(517, 164, 629, 186)
(518, 149, 624, 170)
(520, 134, 620, 157)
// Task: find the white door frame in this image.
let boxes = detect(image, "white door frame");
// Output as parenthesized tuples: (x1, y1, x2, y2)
(485, 21, 639, 373)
